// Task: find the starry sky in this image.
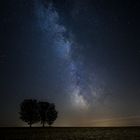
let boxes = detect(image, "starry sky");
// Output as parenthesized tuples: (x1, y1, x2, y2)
(0, 0, 140, 126)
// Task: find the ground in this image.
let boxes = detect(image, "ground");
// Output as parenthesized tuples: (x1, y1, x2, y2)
(0, 127, 140, 140)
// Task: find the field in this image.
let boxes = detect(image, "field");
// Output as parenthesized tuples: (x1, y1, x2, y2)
(0, 127, 140, 140)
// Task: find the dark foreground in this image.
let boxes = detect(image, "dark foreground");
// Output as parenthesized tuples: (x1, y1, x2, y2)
(0, 127, 140, 140)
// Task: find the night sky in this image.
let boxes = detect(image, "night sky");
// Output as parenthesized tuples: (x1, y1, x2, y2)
(0, 0, 140, 126)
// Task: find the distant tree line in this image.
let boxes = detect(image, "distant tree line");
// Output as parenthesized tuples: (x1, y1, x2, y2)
(19, 99, 58, 127)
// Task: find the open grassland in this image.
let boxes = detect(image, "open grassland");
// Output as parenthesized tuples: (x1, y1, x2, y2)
(0, 127, 140, 140)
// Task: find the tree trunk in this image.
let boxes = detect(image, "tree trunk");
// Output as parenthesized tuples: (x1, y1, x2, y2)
(29, 121, 32, 128)
(43, 123, 45, 127)
(30, 124, 32, 128)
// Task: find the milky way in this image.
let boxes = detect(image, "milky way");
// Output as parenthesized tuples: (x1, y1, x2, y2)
(34, 0, 86, 106)
(34, 0, 97, 109)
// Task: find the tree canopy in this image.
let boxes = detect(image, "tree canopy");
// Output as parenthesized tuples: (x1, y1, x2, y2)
(19, 99, 40, 127)
(19, 99, 58, 127)
(46, 103, 58, 127)
(38, 101, 50, 127)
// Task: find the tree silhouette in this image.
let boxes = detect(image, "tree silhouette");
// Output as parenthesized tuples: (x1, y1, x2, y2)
(46, 103, 58, 127)
(38, 101, 50, 127)
(19, 99, 40, 127)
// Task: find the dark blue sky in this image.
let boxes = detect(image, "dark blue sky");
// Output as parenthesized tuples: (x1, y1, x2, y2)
(0, 0, 140, 126)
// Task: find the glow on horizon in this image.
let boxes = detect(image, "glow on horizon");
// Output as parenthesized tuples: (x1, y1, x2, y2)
(55, 115, 140, 127)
